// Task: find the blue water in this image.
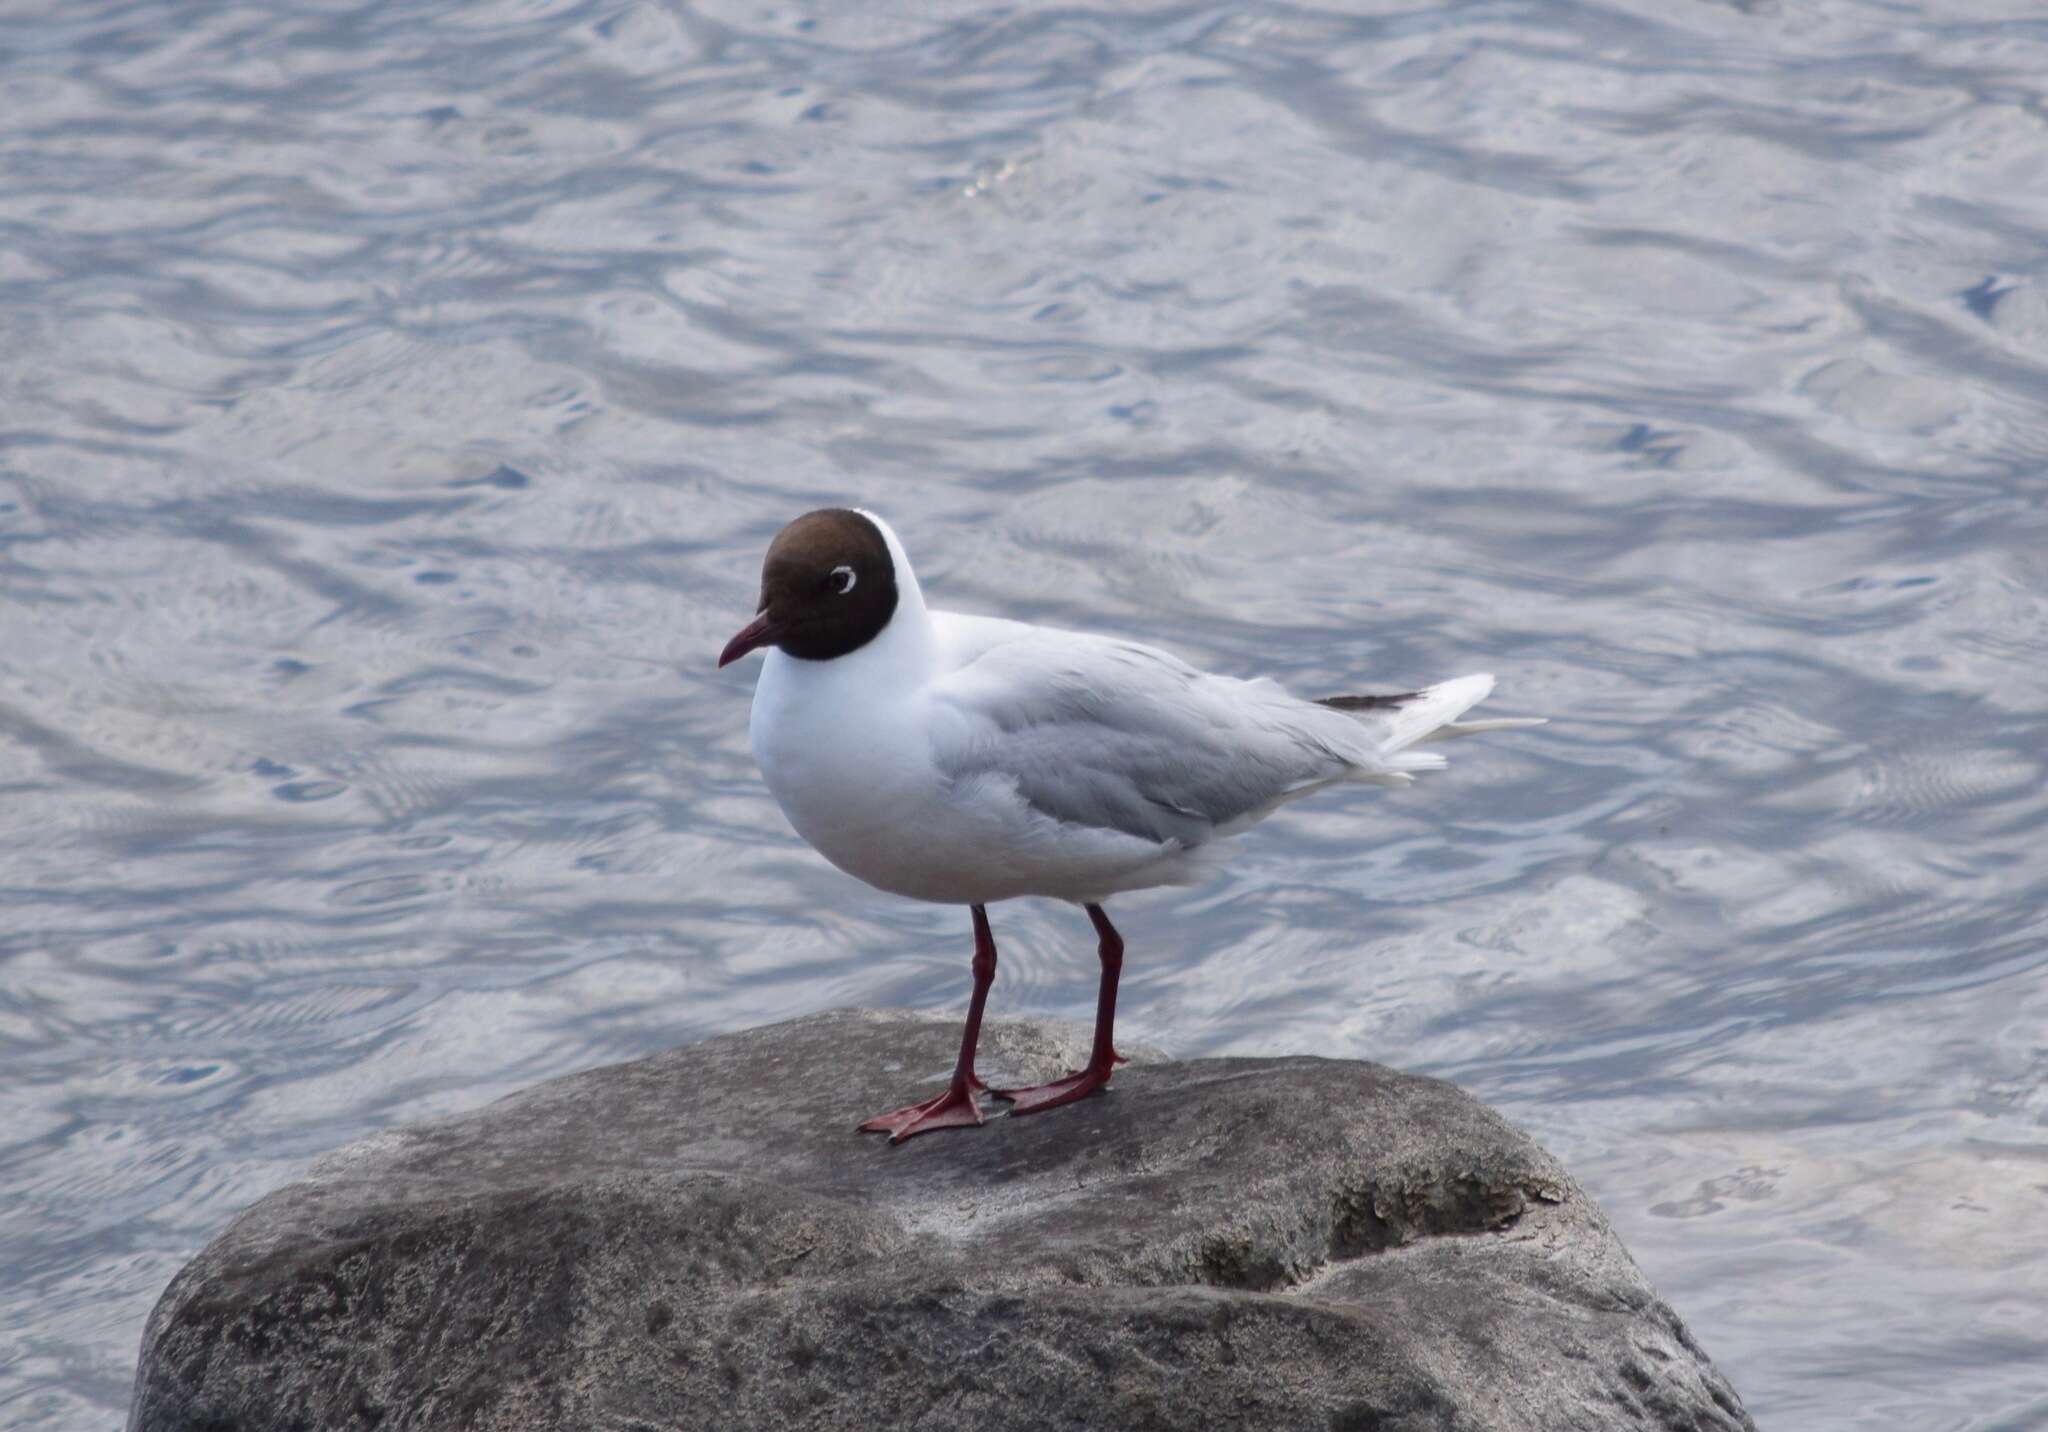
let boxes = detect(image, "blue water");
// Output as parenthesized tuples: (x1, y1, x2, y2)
(5, 2, 2048, 1427)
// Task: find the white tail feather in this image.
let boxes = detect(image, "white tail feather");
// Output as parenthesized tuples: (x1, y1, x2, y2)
(1418, 715, 1547, 744)
(1374, 673, 1497, 753)
(1327, 672, 1543, 778)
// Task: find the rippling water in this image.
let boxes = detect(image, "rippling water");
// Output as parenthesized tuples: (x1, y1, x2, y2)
(5, 2, 2048, 1426)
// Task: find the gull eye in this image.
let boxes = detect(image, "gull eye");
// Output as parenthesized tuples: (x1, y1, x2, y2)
(830, 564, 857, 595)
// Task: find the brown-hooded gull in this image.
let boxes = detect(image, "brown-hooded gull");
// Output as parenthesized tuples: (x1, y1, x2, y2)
(719, 508, 1539, 1143)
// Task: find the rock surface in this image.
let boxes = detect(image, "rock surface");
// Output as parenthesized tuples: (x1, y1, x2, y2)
(129, 1009, 1753, 1431)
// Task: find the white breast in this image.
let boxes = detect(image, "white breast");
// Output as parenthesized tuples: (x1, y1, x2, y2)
(751, 652, 921, 889)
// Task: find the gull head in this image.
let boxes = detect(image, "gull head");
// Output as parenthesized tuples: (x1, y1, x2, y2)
(718, 508, 901, 667)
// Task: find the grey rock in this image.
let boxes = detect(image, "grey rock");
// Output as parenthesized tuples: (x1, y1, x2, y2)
(129, 1009, 1754, 1431)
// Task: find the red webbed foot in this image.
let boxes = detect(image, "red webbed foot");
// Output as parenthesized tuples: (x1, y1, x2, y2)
(858, 1081, 986, 1143)
(990, 1062, 1113, 1116)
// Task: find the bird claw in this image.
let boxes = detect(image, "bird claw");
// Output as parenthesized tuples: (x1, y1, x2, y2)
(858, 1083, 986, 1143)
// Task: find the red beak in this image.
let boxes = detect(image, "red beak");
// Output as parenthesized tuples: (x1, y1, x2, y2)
(718, 610, 780, 668)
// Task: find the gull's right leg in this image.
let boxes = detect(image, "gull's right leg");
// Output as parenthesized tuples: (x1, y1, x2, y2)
(858, 904, 998, 1143)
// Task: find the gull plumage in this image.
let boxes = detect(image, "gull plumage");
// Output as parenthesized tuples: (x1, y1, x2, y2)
(721, 508, 1537, 1142)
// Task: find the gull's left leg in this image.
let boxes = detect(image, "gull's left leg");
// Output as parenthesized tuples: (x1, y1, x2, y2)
(993, 903, 1123, 1115)
(858, 904, 998, 1142)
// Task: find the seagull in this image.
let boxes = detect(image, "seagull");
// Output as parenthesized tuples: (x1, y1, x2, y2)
(719, 508, 1539, 1143)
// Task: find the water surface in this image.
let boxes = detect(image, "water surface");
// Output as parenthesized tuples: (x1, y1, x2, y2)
(4, 2, 2048, 1427)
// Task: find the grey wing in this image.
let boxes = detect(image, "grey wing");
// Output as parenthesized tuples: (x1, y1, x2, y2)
(930, 634, 1361, 848)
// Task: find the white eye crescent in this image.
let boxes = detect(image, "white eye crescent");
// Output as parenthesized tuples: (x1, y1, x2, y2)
(830, 565, 857, 595)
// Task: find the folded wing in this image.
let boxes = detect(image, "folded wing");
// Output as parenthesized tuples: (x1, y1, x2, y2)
(928, 628, 1447, 850)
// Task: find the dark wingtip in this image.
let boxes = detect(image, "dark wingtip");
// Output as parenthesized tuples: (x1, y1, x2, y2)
(1317, 691, 1423, 711)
